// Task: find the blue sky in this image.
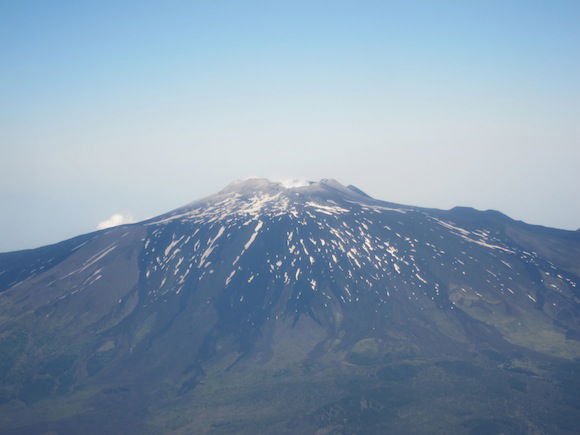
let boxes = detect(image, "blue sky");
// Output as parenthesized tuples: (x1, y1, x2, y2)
(1, 1, 579, 251)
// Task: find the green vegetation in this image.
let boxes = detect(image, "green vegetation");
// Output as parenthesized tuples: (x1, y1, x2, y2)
(377, 363, 422, 381)
(346, 338, 380, 365)
(87, 349, 116, 376)
(0, 328, 27, 380)
(19, 377, 55, 404)
(436, 360, 482, 377)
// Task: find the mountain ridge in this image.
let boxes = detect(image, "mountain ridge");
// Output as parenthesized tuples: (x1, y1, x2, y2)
(1, 179, 579, 434)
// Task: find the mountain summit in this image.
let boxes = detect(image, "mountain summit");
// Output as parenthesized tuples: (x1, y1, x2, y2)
(1, 180, 580, 434)
(159, 178, 379, 223)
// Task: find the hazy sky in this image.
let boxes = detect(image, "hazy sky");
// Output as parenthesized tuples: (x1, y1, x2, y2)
(1, 1, 579, 252)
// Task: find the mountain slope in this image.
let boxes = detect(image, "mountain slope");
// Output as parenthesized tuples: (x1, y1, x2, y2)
(1, 179, 580, 434)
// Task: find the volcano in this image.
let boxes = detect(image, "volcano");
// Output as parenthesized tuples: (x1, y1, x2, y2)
(1, 178, 580, 434)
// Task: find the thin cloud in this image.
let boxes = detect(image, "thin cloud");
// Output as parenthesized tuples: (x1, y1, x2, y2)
(97, 213, 135, 230)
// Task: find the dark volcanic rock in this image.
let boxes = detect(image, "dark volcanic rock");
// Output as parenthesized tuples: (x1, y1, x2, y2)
(1, 178, 579, 434)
